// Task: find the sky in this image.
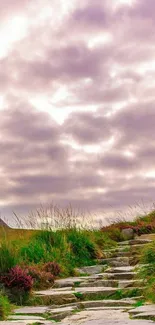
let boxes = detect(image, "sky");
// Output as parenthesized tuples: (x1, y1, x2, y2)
(0, 0, 155, 225)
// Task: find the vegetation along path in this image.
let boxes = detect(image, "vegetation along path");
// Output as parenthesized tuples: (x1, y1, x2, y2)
(1, 234, 155, 325)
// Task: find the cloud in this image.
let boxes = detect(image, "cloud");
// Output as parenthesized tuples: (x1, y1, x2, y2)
(0, 0, 31, 21)
(63, 111, 112, 144)
(72, 5, 107, 27)
(1, 0, 155, 222)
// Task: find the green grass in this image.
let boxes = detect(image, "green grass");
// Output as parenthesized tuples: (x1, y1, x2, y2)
(1, 206, 155, 307)
(133, 300, 145, 308)
(136, 241, 155, 303)
(0, 292, 13, 320)
(0, 227, 117, 277)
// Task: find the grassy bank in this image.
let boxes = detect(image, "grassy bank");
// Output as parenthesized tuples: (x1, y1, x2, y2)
(101, 209, 155, 304)
(0, 224, 118, 311)
(101, 210, 155, 236)
(137, 240, 155, 303)
(1, 206, 155, 317)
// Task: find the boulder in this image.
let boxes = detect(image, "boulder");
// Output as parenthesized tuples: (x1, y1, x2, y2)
(121, 228, 134, 240)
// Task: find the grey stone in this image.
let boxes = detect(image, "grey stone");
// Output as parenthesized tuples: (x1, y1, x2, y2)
(9, 316, 45, 320)
(0, 319, 54, 325)
(106, 265, 135, 273)
(76, 265, 105, 275)
(133, 312, 155, 319)
(34, 290, 77, 305)
(99, 257, 130, 267)
(49, 306, 76, 314)
(60, 309, 153, 325)
(130, 305, 155, 316)
(86, 306, 131, 311)
(118, 279, 143, 288)
(79, 279, 118, 288)
(81, 298, 136, 308)
(104, 271, 136, 280)
(54, 274, 104, 288)
(75, 286, 117, 296)
(14, 306, 49, 314)
(119, 239, 152, 246)
(121, 228, 134, 240)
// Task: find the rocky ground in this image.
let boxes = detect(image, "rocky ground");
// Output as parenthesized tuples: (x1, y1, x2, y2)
(1, 235, 155, 325)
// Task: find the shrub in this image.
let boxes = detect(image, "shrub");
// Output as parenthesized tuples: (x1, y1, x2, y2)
(26, 265, 54, 289)
(42, 262, 61, 277)
(0, 293, 12, 320)
(0, 265, 33, 292)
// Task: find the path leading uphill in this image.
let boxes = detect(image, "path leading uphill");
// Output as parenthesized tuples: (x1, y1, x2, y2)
(2, 234, 155, 325)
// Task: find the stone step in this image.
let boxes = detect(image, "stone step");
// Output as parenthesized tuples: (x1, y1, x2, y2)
(8, 315, 46, 321)
(129, 305, 155, 316)
(133, 311, 155, 320)
(129, 305, 155, 321)
(78, 279, 119, 288)
(54, 277, 143, 289)
(86, 306, 131, 311)
(35, 286, 144, 305)
(75, 265, 106, 275)
(34, 290, 77, 305)
(106, 272, 136, 280)
(119, 239, 152, 246)
(105, 266, 136, 273)
(103, 246, 130, 253)
(97, 257, 130, 267)
(118, 280, 144, 289)
(2, 321, 54, 325)
(80, 298, 137, 308)
(54, 274, 106, 288)
(110, 251, 131, 257)
(14, 306, 49, 315)
(137, 234, 155, 241)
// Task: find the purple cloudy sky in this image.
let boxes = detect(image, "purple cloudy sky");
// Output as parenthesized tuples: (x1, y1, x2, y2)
(0, 0, 155, 224)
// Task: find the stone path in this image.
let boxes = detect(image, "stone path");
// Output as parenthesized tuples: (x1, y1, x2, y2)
(2, 234, 155, 324)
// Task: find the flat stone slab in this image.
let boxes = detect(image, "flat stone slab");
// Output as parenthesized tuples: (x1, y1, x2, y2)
(106, 266, 135, 273)
(81, 298, 136, 308)
(0, 319, 55, 325)
(35, 289, 74, 296)
(133, 312, 155, 319)
(130, 305, 155, 315)
(8, 315, 45, 320)
(118, 279, 143, 288)
(106, 271, 136, 280)
(86, 306, 131, 311)
(14, 306, 49, 314)
(76, 265, 106, 275)
(49, 306, 77, 314)
(78, 279, 118, 287)
(98, 257, 130, 267)
(119, 239, 152, 246)
(54, 274, 104, 288)
(60, 309, 154, 325)
(74, 286, 117, 294)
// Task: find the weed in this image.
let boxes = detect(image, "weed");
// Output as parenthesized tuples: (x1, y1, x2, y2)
(133, 300, 145, 308)
(74, 292, 83, 300)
